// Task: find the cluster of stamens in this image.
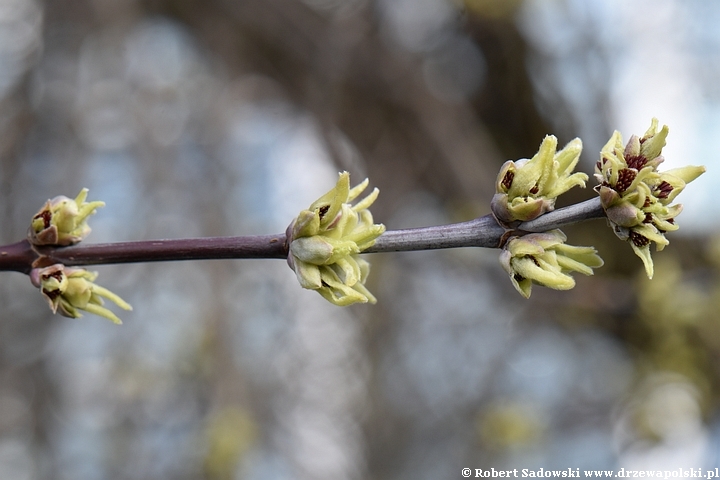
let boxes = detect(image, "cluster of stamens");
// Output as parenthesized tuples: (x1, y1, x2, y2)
(614, 168, 637, 194)
(593, 118, 705, 279)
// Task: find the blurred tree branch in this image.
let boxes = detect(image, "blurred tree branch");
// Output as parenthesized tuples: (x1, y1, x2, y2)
(142, 0, 552, 215)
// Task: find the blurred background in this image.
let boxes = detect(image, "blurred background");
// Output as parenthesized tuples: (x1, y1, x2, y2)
(0, 0, 719, 478)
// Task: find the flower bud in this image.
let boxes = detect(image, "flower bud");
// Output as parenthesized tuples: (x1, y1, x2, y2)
(594, 119, 705, 279)
(492, 136, 588, 223)
(29, 188, 105, 246)
(287, 172, 385, 306)
(30, 264, 132, 324)
(500, 230, 603, 298)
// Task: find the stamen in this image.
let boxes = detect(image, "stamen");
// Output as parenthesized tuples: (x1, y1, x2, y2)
(43, 288, 62, 301)
(33, 210, 52, 229)
(654, 181, 673, 199)
(501, 171, 514, 191)
(629, 231, 650, 247)
(625, 154, 648, 170)
(42, 271, 64, 282)
(615, 168, 637, 194)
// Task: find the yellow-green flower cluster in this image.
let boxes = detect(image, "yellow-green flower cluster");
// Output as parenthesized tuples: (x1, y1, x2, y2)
(287, 172, 385, 306)
(492, 136, 588, 223)
(30, 264, 132, 324)
(29, 188, 104, 246)
(499, 230, 604, 298)
(594, 119, 705, 279)
(27, 188, 132, 322)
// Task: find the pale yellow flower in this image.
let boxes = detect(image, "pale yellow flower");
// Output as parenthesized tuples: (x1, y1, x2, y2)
(499, 230, 603, 298)
(287, 172, 385, 306)
(492, 136, 588, 223)
(29, 188, 104, 246)
(594, 119, 705, 278)
(31, 264, 132, 324)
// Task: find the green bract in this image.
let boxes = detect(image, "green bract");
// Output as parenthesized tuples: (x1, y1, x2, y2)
(29, 188, 105, 246)
(287, 172, 385, 306)
(30, 264, 132, 324)
(492, 136, 588, 223)
(594, 118, 705, 279)
(499, 230, 604, 298)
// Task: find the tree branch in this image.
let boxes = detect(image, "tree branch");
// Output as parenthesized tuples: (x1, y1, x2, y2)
(0, 197, 605, 273)
(40, 234, 289, 266)
(518, 197, 604, 232)
(0, 241, 38, 274)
